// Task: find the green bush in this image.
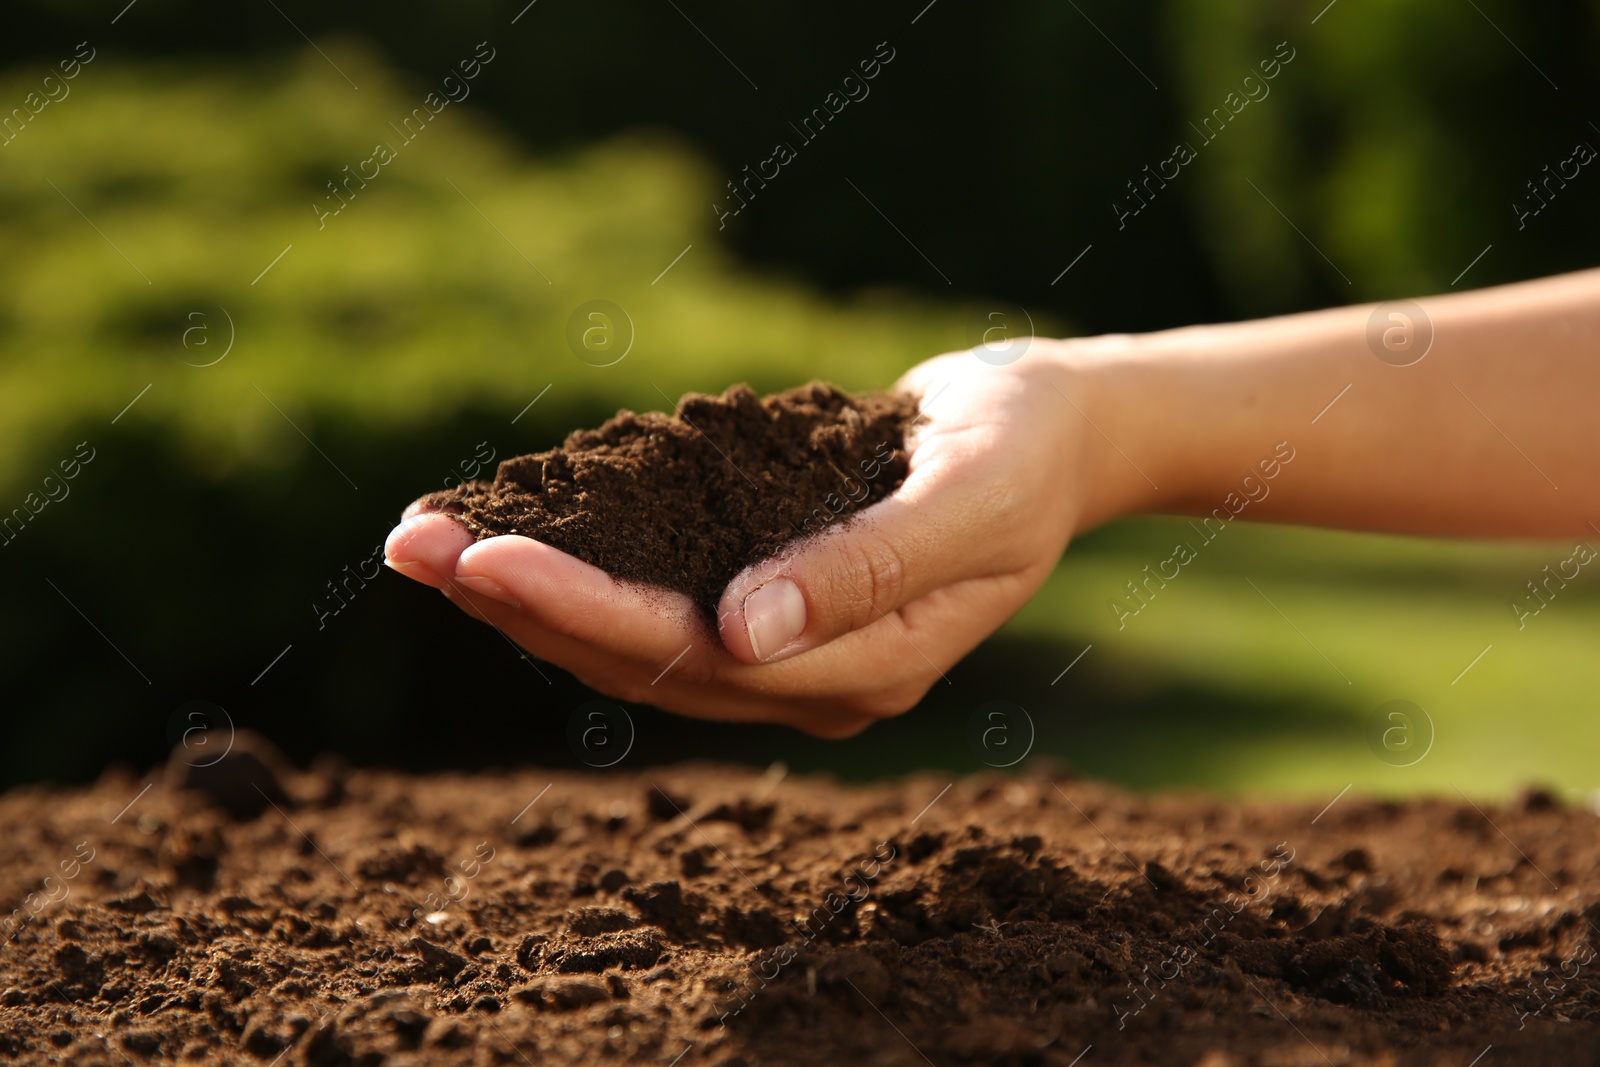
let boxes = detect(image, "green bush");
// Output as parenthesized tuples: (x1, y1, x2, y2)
(0, 48, 976, 494)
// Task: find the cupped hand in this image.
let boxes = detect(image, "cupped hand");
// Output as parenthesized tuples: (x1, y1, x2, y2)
(384, 345, 1089, 737)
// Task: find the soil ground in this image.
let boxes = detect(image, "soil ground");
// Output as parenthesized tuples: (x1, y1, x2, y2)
(2, 750, 1597, 1066)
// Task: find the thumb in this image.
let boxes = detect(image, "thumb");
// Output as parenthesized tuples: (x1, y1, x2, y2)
(716, 471, 997, 664)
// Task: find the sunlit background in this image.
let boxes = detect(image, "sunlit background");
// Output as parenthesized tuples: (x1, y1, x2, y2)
(3, 0, 1596, 797)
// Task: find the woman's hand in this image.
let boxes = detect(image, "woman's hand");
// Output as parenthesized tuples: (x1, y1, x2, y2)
(389, 266, 1600, 733)
(384, 343, 1098, 736)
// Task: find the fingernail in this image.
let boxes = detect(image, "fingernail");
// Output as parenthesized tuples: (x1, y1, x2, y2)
(385, 559, 441, 585)
(744, 578, 805, 661)
(454, 574, 518, 607)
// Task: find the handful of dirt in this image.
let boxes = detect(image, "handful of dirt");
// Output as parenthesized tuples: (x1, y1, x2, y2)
(419, 383, 917, 615)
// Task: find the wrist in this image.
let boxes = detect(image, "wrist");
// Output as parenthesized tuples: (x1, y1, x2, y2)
(1036, 334, 1172, 536)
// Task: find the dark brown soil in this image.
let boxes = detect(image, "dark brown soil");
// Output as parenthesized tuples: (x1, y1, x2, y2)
(419, 383, 916, 614)
(3, 746, 1598, 1066)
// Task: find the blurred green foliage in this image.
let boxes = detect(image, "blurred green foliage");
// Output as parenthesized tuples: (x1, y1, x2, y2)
(0, 49, 968, 491)
(0, 0, 1595, 798)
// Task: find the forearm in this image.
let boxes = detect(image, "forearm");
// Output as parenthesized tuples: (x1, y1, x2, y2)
(1064, 268, 1600, 540)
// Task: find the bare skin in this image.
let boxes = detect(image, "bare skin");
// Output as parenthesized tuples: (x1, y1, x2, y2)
(386, 268, 1600, 736)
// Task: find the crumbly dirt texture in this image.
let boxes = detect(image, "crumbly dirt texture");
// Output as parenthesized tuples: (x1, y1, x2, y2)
(2, 752, 1598, 1067)
(420, 383, 916, 615)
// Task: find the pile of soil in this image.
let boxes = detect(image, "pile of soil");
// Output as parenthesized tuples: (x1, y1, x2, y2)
(419, 383, 916, 614)
(3, 747, 1597, 1065)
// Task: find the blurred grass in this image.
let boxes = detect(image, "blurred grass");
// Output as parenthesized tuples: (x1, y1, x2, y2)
(0, 46, 1594, 799)
(1013, 521, 1600, 798)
